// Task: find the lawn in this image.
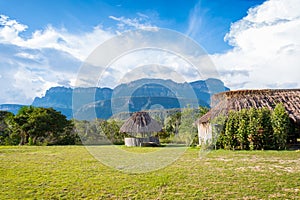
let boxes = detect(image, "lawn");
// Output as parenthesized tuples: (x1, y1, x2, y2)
(1, 146, 299, 199)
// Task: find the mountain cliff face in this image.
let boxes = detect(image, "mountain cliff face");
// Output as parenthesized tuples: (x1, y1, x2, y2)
(32, 87, 113, 108)
(32, 87, 113, 119)
(32, 87, 73, 109)
(30, 78, 229, 119)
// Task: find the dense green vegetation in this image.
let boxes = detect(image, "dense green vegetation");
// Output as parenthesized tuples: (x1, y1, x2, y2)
(1, 104, 296, 150)
(73, 119, 126, 145)
(0, 146, 299, 199)
(74, 106, 207, 146)
(0, 106, 207, 146)
(0, 107, 78, 146)
(215, 104, 295, 150)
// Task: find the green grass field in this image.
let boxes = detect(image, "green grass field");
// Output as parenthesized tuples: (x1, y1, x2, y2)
(1, 146, 300, 199)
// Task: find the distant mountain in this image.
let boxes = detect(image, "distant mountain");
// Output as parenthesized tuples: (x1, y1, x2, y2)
(32, 87, 113, 119)
(0, 104, 25, 115)
(2, 78, 228, 119)
(33, 78, 229, 119)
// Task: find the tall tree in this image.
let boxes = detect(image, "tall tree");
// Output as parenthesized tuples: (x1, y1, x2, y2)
(257, 108, 273, 149)
(271, 103, 290, 150)
(164, 111, 181, 136)
(13, 106, 73, 145)
(178, 107, 199, 146)
(98, 119, 123, 144)
(0, 111, 14, 145)
(224, 111, 238, 150)
(237, 109, 249, 150)
(247, 108, 259, 150)
(13, 106, 34, 145)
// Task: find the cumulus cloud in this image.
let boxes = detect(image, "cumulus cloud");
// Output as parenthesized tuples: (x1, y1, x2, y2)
(0, 15, 115, 104)
(0, 14, 28, 44)
(82, 27, 219, 90)
(98, 49, 201, 88)
(212, 0, 300, 89)
(0, 43, 81, 104)
(0, 13, 163, 104)
(0, 15, 114, 61)
(2, 0, 299, 104)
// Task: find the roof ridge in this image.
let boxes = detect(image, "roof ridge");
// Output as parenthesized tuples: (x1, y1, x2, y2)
(214, 88, 300, 97)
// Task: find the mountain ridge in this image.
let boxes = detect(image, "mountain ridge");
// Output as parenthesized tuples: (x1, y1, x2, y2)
(1, 78, 229, 119)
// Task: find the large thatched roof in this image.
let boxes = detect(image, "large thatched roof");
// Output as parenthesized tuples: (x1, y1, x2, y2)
(120, 111, 162, 133)
(198, 89, 300, 124)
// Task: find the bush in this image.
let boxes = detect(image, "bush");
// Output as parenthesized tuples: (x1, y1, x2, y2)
(271, 103, 290, 150)
(216, 104, 293, 150)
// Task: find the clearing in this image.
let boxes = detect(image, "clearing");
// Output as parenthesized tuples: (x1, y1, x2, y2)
(0, 146, 299, 199)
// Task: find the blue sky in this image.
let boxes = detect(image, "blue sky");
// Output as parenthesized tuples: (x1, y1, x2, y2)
(0, 0, 300, 104)
(0, 0, 264, 53)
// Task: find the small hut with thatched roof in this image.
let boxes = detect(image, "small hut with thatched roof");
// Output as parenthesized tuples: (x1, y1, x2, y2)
(120, 111, 162, 146)
(196, 89, 300, 145)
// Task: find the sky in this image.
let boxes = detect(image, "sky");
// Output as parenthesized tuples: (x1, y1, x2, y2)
(0, 0, 299, 104)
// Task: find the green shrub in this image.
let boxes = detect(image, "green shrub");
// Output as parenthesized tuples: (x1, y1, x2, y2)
(271, 103, 290, 150)
(216, 104, 293, 150)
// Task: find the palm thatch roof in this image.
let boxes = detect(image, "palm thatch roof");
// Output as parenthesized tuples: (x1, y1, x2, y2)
(120, 111, 162, 133)
(198, 89, 300, 124)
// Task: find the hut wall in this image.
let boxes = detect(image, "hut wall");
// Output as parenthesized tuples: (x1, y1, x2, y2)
(125, 138, 147, 146)
(198, 122, 212, 145)
(125, 136, 160, 147)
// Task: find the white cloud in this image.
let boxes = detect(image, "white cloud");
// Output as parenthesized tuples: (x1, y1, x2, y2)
(109, 14, 157, 30)
(0, 15, 114, 61)
(23, 25, 113, 61)
(3, 0, 300, 105)
(0, 44, 80, 104)
(98, 49, 200, 88)
(186, 1, 204, 38)
(0, 15, 28, 44)
(0, 14, 162, 104)
(0, 15, 116, 104)
(212, 0, 300, 89)
(83, 28, 218, 89)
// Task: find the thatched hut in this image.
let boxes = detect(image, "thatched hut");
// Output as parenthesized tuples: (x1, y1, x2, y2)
(196, 89, 300, 145)
(120, 111, 162, 146)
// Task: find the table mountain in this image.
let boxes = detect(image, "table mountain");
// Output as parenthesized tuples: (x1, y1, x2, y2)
(30, 78, 229, 119)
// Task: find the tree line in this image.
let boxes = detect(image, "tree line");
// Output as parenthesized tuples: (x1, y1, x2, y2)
(1, 104, 296, 150)
(0, 106, 207, 146)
